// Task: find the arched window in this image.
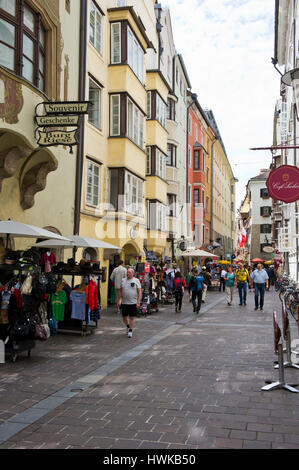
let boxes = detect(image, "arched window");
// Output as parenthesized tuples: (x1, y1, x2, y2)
(0, 0, 45, 90)
(83, 247, 98, 262)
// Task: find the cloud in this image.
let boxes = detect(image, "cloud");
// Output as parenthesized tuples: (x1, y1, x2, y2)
(163, 0, 278, 208)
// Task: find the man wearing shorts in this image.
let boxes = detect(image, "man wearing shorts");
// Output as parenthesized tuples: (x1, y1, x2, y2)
(120, 268, 142, 338)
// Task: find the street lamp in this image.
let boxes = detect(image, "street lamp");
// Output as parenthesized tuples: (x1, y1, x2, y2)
(281, 68, 299, 120)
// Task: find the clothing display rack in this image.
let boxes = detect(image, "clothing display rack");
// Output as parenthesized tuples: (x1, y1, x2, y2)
(0, 263, 41, 362)
(51, 270, 102, 337)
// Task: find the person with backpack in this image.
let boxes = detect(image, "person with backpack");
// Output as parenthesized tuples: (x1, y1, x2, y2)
(235, 263, 250, 306)
(189, 269, 205, 313)
(173, 272, 186, 313)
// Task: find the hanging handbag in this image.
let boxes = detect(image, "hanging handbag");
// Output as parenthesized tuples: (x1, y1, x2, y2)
(34, 323, 48, 341)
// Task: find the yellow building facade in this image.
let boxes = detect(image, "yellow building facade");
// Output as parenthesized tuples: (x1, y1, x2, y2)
(80, 0, 169, 308)
(0, 0, 81, 259)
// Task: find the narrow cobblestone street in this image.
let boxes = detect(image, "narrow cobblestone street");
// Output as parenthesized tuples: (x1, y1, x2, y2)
(0, 288, 299, 450)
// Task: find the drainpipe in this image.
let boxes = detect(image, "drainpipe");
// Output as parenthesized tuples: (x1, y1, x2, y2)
(74, 0, 87, 238)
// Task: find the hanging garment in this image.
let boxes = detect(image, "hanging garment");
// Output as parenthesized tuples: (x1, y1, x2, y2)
(40, 252, 56, 273)
(70, 290, 86, 321)
(50, 290, 67, 321)
(0, 291, 11, 324)
(85, 280, 99, 311)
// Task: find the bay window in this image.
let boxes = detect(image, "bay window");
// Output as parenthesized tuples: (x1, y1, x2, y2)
(109, 168, 143, 216)
(147, 200, 167, 231)
(147, 91, 167, 128)
(167, 144, 177, 167)
(125, 171, 143, 215)
(111, 22, 121, 64)
(0, 0, 45, 90)
(110, 93, 145, 149)
(146, 146, 166, 179)
(127, 25, 144, 82)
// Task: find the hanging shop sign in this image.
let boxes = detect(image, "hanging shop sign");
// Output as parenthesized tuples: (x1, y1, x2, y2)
(35, 115, 80, 127)
(266, 165, 299, 203)
(43, 101, 90, 115)
(262, 246, 274, 253)
(34, 100, 91, 154)
(37, 129, 78, 147)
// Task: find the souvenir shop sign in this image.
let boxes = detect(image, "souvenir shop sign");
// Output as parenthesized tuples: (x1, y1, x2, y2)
(43, 101, 90, 115)
(266, 165, 299, 203)
(35, 100, 91, 153)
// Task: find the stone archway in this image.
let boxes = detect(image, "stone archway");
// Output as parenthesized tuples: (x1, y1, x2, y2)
(0, 129, 58, 210)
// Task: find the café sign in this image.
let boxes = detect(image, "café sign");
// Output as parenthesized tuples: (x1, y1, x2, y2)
(266, 165, 299, 203)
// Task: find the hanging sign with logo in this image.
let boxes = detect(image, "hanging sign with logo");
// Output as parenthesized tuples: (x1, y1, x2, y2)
(34, 101, 90, 154)
(266, 165, 299, 203)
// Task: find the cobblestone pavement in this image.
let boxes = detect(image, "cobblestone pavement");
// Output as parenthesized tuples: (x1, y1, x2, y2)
(0, 287, 299, 449)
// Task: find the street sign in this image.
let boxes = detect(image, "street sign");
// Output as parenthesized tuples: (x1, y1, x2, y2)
(35, 115, 80, 127)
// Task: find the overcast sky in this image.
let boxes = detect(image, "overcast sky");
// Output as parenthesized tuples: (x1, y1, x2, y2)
(163, 0, 279, 210)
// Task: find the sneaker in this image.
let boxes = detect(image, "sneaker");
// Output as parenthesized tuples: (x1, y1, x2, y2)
(254, 307, 258, 311)
(127, 330, 132, 338)
(239, 303, 242, 306)
(260, 308, 264, 312)
(244, 302, 247, 305)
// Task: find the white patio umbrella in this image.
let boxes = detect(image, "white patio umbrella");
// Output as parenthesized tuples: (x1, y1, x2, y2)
(181, 249, 218, 258)
(35, 235, 121, 250)
(0, 220, 70, 248)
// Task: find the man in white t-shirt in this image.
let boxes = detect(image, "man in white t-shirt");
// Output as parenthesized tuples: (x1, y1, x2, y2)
(120, 268, 142, 338)
(110, 260, 127, 313)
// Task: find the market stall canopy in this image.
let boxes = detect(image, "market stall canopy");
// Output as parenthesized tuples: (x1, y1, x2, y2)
(181, 249, 218, 258)
(218, 260, 231, 264)
(0, 220, 70, 241)
(251, 258, 264, 263)
(35, 235, 120, 250)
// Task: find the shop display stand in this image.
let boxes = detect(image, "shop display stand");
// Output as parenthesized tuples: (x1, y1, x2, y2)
(0, 263, 40, 363)
(54, 270, 102, 337)
(274, 300, 299, 370)
(262, 312, 299, 393)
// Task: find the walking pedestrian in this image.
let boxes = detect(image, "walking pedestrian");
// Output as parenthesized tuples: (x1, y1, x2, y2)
(189, 269, 205, 313)
(173, 272, 186, 313)
(120, 268, 142, 338)
(224, 265, 235, 305)
(219, 266, 227, 292)
(268, 265, 275, 291)
(235, 263, 250, 306)
(201, 266, 211, 303)
(250, 263, 269, 312)
(110, 260, 127, 314)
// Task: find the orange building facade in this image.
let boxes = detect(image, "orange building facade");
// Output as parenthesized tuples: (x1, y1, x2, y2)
(187, 100, 211, 247)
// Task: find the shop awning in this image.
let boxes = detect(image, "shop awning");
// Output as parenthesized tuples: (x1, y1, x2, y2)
(0, 220, 70, 242)
(181, 249, 218, 258)
(35, 235, 120, 250)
